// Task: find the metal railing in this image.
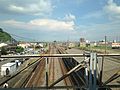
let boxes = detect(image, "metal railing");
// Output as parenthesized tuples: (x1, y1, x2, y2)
(0, 53, 120, 58)
(0, 53, 120, 90)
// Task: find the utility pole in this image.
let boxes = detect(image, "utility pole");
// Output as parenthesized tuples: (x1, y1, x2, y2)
(105, 36, 107, 54)
(46, 57, 49, 88)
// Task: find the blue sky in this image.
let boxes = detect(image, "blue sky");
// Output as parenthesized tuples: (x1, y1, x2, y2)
(0, 0, 120, 42)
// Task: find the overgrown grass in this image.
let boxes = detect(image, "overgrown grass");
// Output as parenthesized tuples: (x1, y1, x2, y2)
(76, 46, 120, 54)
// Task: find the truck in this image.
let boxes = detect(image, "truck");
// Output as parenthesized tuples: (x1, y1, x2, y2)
(1, 63, 16, 76)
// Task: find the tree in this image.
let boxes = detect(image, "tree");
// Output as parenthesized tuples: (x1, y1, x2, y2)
(16, 46, 24, 53)
(0, 28, 3, 32)
(1, 47, 7, 55)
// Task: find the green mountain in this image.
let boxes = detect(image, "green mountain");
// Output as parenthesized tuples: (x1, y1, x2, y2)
(0, 28, 12, 42)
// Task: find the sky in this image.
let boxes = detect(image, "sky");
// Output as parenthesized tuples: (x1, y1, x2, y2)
(0, 0, 120, 42)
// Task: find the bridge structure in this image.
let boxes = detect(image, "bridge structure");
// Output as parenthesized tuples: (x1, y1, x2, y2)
(0, 53, 120, 90)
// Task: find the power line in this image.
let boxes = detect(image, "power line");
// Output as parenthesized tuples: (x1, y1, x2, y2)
(10, 33, 34, 41)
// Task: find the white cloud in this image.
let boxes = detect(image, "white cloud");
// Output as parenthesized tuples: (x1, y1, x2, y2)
(76, 20, 120, 40)
(1, 20, 25, 27)
(1, 18, 75, 31)
(106, 0, 120, 14)
(80, 0, 120, 21)
(104, 0, 120, 19)
(30, 19, 74, 30)
(9, 5, 24, 12)
(0, 0, 54, 15)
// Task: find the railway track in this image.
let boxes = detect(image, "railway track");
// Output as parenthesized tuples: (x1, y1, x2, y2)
(49, 47, 55, 85)
(48, 46, 69, 87)
(57, 46, 86, 89)
(0, 58, 42, 88)
(2, 45, 117, 89)
(62, 59, 85, 87)
(22, 51, 51, 88)
(24, 58, 45, 87)
(58, 58, 72, 86)
(1, 46, 69, 89)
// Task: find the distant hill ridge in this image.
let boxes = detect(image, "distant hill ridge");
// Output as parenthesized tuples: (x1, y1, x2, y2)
(0, 28, 13, 42)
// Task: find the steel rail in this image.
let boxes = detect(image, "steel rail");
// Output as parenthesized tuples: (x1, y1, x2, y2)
(0, 58, 42, 86)
(63, 59, 86, 86)
(49, 63, 84, 88)
(0, 54, 120, 58)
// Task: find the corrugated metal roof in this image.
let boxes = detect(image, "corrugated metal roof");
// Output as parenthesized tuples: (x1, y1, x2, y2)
(2, 63, 16, 67)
